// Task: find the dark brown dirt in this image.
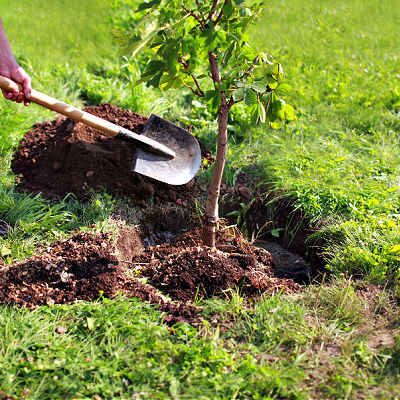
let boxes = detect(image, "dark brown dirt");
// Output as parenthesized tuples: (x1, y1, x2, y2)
(135, 227, 299, 302)
(12, 103, 199, 206)
(0, 231, 196, 325)
(0, 232, 127, 307)
(0, 228, 299, 323)
(6, 102, 304, 324)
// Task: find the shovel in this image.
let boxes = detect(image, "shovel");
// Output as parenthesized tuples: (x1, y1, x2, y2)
(0, 76, 201, 185)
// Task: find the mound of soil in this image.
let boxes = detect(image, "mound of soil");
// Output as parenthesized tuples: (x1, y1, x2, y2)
(12, 103, 199, 205)
(0, 232, 132, 307)
(136, 228, 300, 302)
(0, 232, 196, 324)
(0, 228, 299, 323)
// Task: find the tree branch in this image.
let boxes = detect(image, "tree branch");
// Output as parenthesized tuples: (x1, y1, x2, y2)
(183, 6, 205, 29)
(209, 0, 220, 21)
(228, 96, 243, 108)
(214, 0, 229, 26)
(191, 74, 205, 97)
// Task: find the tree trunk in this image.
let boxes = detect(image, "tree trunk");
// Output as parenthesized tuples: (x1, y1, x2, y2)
(203, 53, 229, 247)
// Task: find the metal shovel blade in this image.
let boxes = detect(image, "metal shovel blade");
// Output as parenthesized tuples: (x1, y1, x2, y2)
(131, 114, 201, 185)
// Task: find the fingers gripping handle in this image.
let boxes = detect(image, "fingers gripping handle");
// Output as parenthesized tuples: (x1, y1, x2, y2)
(0, 75, 120, 137)
(0, 75, 22, 92)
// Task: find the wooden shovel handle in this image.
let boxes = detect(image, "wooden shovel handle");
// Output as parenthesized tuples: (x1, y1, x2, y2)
(0, 75, 120, 137)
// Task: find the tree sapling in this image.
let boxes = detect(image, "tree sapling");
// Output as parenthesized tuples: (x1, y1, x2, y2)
(113, 0, 294, 247)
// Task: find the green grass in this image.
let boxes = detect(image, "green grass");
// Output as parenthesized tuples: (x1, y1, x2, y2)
(1, 284, 399, 399)
(0, 0, 400, 398)
(233, 0, 400, 285)
(0, 0, 114, 68)
(0, 296, 307, 399)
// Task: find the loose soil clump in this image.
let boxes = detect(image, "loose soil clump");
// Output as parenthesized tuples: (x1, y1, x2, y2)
(0, 232, 133, 307)
(12, 103, 198, 206)
(0, 231, 196, 325)
(136, 228, 299, 302)
(0, 228, 299, 321)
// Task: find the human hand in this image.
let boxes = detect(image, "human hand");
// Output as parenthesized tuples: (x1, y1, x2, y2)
(1, 65, 31, 106)
(0, 17, 31, 106)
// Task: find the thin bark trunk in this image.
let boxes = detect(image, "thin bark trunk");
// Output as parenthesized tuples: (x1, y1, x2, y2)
(203, 52, 229, 247)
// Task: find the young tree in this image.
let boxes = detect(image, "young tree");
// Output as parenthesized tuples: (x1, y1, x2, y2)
(113, 0, 293, 247)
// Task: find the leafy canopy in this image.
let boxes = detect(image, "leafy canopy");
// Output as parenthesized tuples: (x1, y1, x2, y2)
(112, 0, 294, 127)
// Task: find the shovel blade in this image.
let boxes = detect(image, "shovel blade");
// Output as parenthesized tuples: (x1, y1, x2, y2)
(131, 114, 201, 185)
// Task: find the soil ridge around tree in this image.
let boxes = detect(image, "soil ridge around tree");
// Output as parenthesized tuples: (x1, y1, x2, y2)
(0, 228, 299, 324)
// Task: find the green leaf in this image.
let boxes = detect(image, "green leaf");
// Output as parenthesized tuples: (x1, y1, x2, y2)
(388, 244, 400, 254)
(172, 76, 184, 88)
(249, 81, 267, 93)
(261, 92, 272, 102)
(252, 64, 266, 79)
(258, 101, 266, 123)
(222, 2, 234, 17)
(239, 7, 252, 17)
(277, 83, 292, 93)
(205, 90, 216, 101)
(234, 81, 247, 88)
(232, 87, 245, 101)
(160, 75, 179, 91)
(270, 120, 283, 129)
(211, 91, 221, 111)
(87, 318, 96, 331)
(167, 56, 177, 75)
(266, 95, 276, 121)
(276, 100, 286, 120)
(244, 89, 258, 106)
(221, 42, 235, 66)
(0, 244, 11, 256)
(111, 29, 131, 46)
(135, 73, 155, 85)
(121, 18, 160, 58)
(145, 60, 166, 75)
(271, 94, 285, 120)
(148, 72, 163, 87)
(266, 61, 280, 75)
(137, 0, 161, 11)
(120, 36, 141, 56)
(205, 32, 218, 50)
(271, 228, 283, 237)
(284, 104, 295, 121)
(248, 103, 260, 124)
(205, 90, 221, 112)
(267, 75, 279, 89)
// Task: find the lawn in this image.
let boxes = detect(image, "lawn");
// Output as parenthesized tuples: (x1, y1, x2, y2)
(0, 0, 399, 398)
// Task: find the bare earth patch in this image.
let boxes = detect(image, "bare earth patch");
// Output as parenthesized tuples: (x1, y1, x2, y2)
(0, 228, 299, 325)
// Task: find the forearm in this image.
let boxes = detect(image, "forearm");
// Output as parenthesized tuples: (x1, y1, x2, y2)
(0, 17, 18, 73)
(0, 17, 31, 105)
